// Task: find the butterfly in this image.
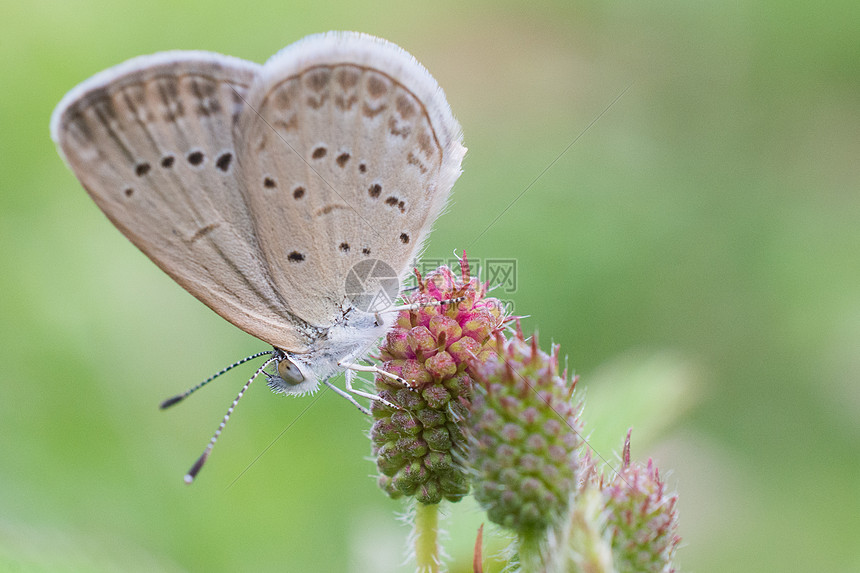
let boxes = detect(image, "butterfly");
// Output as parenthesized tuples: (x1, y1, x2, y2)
(51, 32, 466, 480)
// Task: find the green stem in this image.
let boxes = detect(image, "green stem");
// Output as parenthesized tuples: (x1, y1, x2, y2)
(517, 530, 544, 573)
(414, 502, 440, 573)
(567, 488, 614, 573)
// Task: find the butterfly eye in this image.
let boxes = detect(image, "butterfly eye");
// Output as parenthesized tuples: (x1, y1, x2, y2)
(277, 358, 305, 385)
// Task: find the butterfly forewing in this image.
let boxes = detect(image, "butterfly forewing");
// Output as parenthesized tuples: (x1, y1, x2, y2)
(51, 53, 311, 351)
(235, 33, 466, 326)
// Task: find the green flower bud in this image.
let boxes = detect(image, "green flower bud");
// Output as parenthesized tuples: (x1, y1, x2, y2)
(601, 431, 681, 573)
(468, 327, 583, 536)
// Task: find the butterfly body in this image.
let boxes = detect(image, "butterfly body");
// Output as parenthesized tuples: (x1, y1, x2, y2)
(268, 305, 395, 396)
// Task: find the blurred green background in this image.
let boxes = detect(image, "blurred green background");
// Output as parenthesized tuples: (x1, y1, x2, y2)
(2, 0, 858, 571)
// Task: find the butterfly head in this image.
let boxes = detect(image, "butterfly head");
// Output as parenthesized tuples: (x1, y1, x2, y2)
(266, 351, 320, 396)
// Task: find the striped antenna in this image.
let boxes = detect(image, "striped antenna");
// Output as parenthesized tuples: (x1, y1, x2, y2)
(159, 351, 273, 409)
(184, 353, 280, 484)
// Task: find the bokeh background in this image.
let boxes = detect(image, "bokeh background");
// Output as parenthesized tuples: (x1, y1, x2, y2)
(2, 1, 858, 571)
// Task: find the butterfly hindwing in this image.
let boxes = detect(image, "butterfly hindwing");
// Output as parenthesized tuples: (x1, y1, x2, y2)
(235, 32, 466, 326)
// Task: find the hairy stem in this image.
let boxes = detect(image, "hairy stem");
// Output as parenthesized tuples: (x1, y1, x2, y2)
(567, 488, 614, 573)
(414, 502, 440, 573)
(517, 530, 545, 573)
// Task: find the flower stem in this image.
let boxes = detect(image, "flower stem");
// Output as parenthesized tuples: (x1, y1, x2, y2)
(567, 488, 614, 573)
(414, 502, 440, 572)
(517, 531, 544, 573)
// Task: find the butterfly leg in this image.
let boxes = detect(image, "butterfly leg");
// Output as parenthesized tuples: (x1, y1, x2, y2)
(340, 366, 402, 410)
(340, 360, 406, 385)
(323, 379, 371, 415)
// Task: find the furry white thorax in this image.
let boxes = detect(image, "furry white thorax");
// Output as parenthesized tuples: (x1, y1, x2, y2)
(266, 306, 397, 396)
